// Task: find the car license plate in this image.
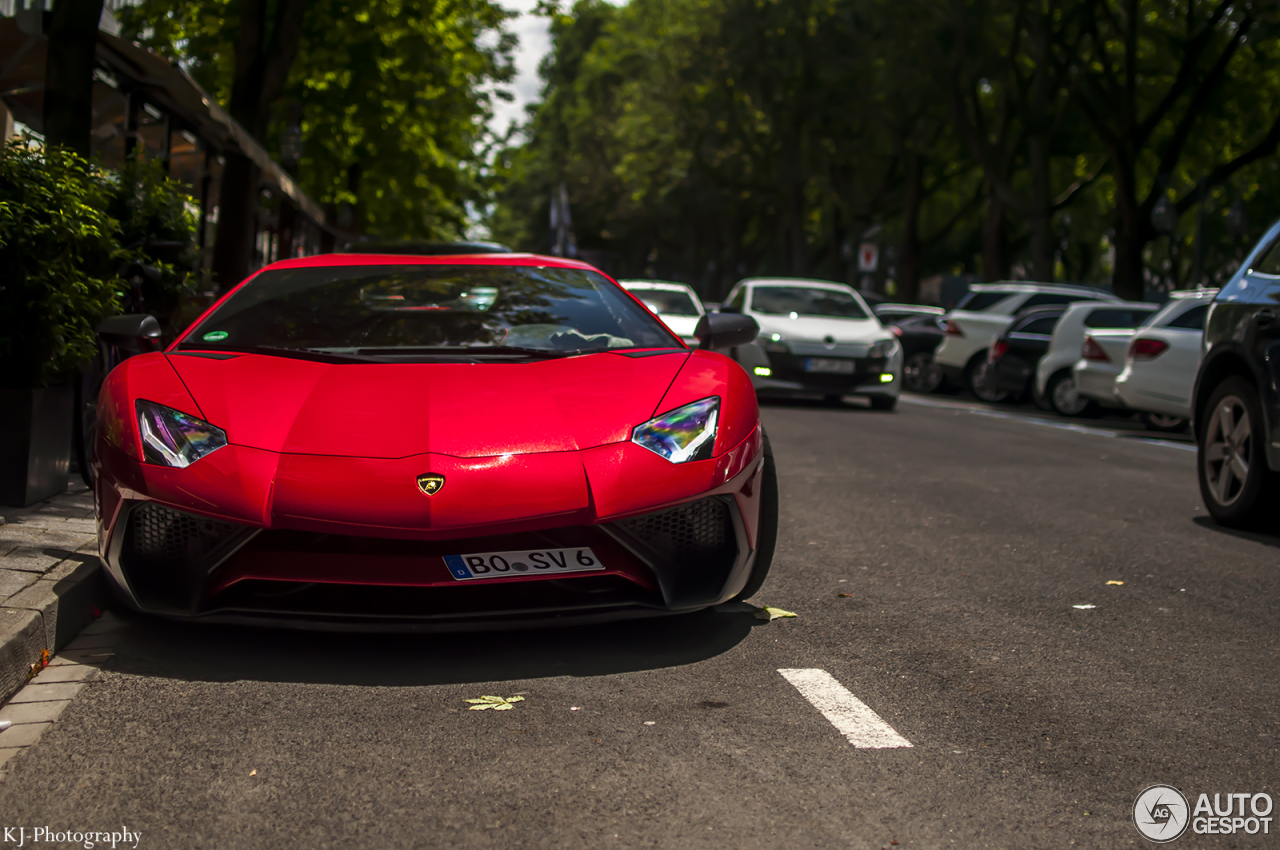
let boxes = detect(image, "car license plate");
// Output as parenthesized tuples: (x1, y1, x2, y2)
(443, 548, 604, 580)
(804, 357, 855, 374)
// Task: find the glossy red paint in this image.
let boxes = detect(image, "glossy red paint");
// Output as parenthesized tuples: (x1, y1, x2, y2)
(166, 351, 689, 457)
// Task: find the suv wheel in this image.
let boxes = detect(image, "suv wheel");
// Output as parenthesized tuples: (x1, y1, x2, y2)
(1048, 371, 1096, 417)
(967, 356, 1009, 403)
(903, 352, 942, 393)
(1198, 377, 1278, 527)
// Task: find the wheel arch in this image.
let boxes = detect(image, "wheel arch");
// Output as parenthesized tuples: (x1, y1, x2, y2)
(1193, 349, 1257, 440)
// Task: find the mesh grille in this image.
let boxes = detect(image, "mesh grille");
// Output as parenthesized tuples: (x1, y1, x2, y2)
(615, 497, 731, 561)
(127, 503, 243, 565)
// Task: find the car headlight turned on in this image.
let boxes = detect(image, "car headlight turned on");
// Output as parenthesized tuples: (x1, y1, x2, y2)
(631, 397, 719, 463)
(135, 400, 228, 468)
(868, 338, 897, 358)
(762, 333, 788, 353)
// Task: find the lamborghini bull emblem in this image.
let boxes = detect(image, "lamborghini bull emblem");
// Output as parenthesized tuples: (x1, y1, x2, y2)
(416, 473, 446, 496)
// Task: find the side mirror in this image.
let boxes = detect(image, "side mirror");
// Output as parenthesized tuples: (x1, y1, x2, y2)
(694, 313, 758, 350)
(98, 314, 163, 354)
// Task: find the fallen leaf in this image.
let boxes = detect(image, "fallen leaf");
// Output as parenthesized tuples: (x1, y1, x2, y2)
(249, 770, 257, 777)
(1072, 604, 1096, 610)
(466, 695, 525, 711)
(837, 593, 853, 598)
(753, 606, 797, 621)
(1105, 580, 1124, 586)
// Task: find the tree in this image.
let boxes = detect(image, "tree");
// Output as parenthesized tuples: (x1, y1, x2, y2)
(43, 0, 105, 157)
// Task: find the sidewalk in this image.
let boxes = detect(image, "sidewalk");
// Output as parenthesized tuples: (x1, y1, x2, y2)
(0, 478, 107, 706)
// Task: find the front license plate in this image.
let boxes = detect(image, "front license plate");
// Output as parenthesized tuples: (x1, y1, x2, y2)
(443, 548, 604, 580)
(805, 357, 855, 374)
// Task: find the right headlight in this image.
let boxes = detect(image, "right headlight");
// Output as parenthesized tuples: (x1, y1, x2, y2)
(135, 400, 228, 468)
(631, 397, 719, 463)
(868, 338, 898, 358)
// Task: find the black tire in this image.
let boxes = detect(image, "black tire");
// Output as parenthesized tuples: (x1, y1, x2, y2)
(1047, 370, 1098, 418)
(868, 394, 897, 411)
(1197, 377, 1279, 528)
(902, 351, 942, 393)
(1142, 412, 1188, 433)
(966, 355, 1009, 403)
(733, 436, 778, 601)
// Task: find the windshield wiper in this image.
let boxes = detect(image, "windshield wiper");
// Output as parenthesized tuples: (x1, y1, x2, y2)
(173, 344, 382, 364)
(352, 345, 585, 359)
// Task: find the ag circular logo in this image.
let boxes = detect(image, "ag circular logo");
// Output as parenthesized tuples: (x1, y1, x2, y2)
(1134, 785, 1190, 842)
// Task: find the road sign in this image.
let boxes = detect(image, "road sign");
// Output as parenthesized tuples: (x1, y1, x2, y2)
(857, 243, 879, 272)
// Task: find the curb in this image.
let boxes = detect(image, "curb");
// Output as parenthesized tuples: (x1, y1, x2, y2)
(0, 561, 108, 705)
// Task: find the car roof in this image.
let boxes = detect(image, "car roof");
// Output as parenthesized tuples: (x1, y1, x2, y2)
(738, 277, 855, 291)
(251, 252, 604, 274)
(1167, 288, 1219, 300)
(1060, 299, 1159, 314)
(341, 239, 512, 255)
(875, 303, 944, 314)
(968, 281, 1116, 297)
(619, 280, 697, 292)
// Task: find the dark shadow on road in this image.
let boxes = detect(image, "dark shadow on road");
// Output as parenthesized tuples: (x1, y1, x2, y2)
(96, 606, 761, 687)
(1192, 515, 1280, 548)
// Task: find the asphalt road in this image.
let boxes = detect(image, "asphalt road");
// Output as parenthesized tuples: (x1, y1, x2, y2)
(2, 395, 1277, 849)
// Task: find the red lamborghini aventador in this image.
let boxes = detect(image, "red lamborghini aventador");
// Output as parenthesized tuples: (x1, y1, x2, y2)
(93, 254, 778, 628)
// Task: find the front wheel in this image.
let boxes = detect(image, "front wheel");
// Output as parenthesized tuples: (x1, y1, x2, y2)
(902, 352, 942, 393)
(1142, 412, 1187, 432)
(732, 436, 778, 601)
(967, 356, 1009, 403)
(1197, 377, 1278, 528)
(1048, 372, 1097, 418)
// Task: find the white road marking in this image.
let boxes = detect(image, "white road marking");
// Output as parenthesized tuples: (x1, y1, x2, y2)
(899, 395, 1197, 451)
(778, 668, 913, 749)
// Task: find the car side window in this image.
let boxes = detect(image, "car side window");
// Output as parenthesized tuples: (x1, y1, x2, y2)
(1250, 238, 1280, 276)
(1020, 293, 1092, 310)
(1084, 308, 1155, 329)
(1014, 316, 1060, 335)
(1166, 304, 1209, 330)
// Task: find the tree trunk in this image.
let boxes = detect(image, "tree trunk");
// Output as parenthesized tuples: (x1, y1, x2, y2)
(209, 0, 310, 291)
(1026, 134, 1053, 281)
(43, 0, 104, 158)
(1110, 157, 1147, 301)
(211, 155, 261, 290)
(898, 150, 922, 304)
(982, 179, 1008, 281)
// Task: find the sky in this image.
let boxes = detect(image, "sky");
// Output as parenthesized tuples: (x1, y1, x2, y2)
(491, 0, 554, 138)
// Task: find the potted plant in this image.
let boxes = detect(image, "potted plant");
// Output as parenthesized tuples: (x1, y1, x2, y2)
(0, 140, 123, 506)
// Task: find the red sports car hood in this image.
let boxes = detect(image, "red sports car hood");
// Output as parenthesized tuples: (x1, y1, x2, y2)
(166, 351, 689, 458)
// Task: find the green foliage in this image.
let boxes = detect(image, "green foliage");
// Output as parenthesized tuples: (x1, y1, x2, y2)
(495, 0, 1280, 300)
(120, 0, 516, 240)
(0, 141, 124, 388)
(106, 156, 203, 333)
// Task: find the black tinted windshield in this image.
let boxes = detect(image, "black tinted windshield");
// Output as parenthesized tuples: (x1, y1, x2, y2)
(750, 286, 868, 319)
(181, 264, 680, 357)
(627, 288, 701, 316)
(955, 291, 1011, 312)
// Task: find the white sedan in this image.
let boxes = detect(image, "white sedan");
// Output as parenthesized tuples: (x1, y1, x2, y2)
(1113, 289, 1217, 430)
(719, 277, 902, 410)
(1035, 301, 1160, 416)
(619, 280, 706, 344)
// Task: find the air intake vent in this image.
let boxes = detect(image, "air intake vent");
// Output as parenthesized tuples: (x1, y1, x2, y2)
(119, 502, 256, 612)
(615, 497, 731, 560)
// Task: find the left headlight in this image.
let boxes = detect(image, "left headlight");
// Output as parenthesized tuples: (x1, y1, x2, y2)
(135, 400, 228, 468)
(631, 397, 719, 463)
(868, 338, 898, 358)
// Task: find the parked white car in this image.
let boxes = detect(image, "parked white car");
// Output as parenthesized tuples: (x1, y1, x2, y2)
(935, 282, 1121, 401)
(1113, 289, 1217, 429)
(1035, 301, 1161, 416)
(720, 277, 902, 410)
(1073, 329, 1140, 409)
(619, 280, 706, 344)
